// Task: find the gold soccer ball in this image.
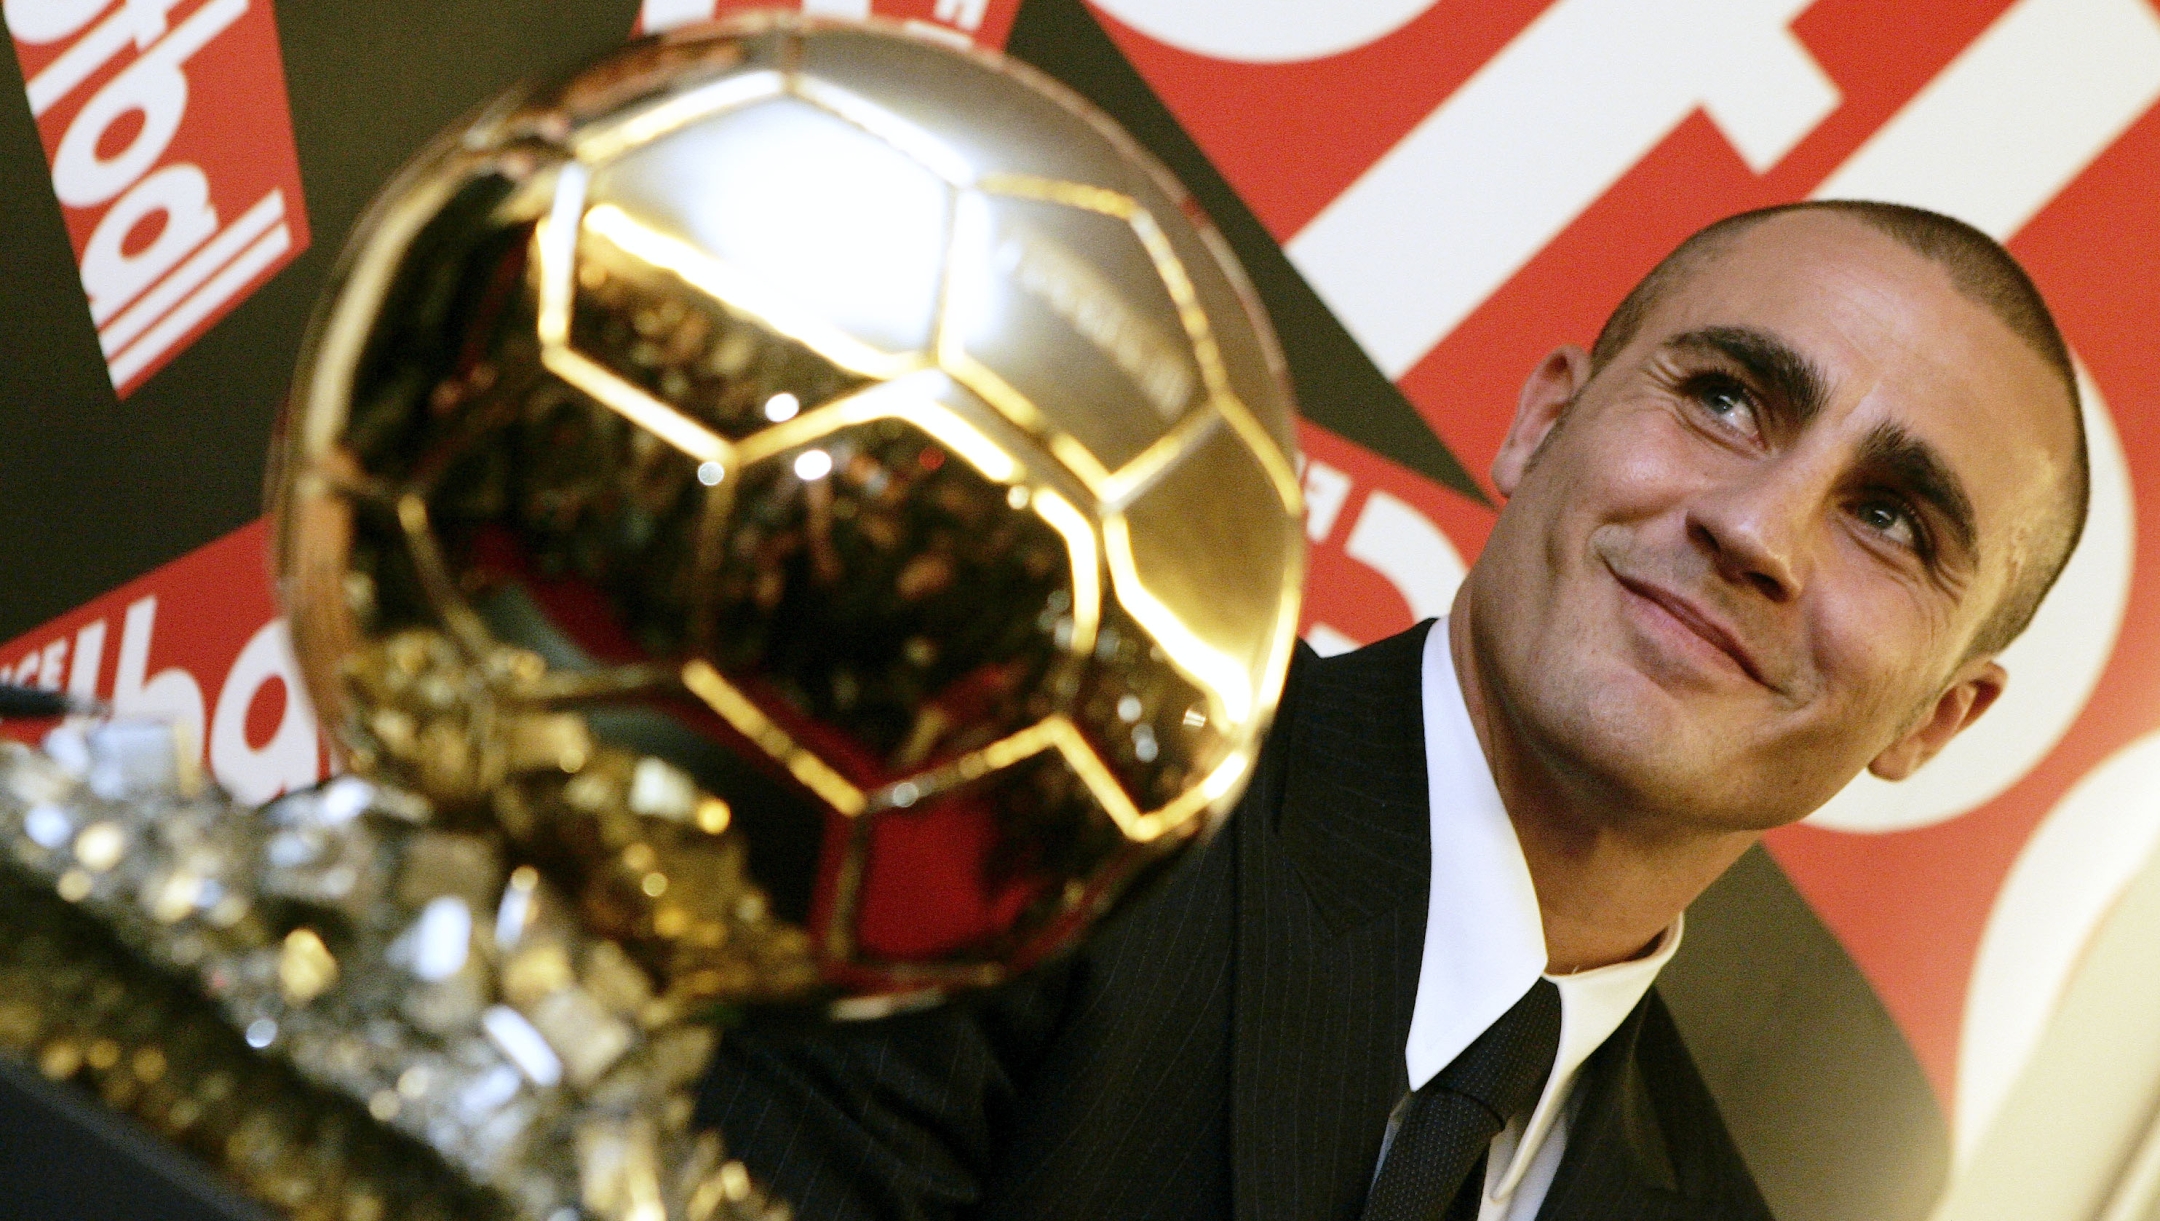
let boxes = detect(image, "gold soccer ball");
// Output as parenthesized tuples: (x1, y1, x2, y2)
(275, 15, 1304, 1010)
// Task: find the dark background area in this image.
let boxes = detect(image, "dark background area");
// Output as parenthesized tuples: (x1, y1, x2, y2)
(0, 1054, 272, 1221)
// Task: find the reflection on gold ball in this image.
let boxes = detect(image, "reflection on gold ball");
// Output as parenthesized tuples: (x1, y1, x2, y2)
(277, 15, 1303, 1008)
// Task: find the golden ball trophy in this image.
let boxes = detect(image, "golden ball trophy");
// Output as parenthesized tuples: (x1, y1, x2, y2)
(0, 15, 1303, 1221)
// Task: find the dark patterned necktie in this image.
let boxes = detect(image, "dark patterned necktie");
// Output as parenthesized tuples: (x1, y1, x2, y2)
(1362, 978, 1563, 1221)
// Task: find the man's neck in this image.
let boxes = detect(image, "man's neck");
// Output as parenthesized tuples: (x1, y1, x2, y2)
(1444, 612, 1758, 974)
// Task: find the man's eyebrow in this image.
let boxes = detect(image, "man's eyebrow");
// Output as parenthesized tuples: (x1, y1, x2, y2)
(1665, 326, 1829, 431)
(1857, 421, 1980, 563)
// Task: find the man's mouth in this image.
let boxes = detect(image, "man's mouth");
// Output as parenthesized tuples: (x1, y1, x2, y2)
(1609, 569, 1773, 690)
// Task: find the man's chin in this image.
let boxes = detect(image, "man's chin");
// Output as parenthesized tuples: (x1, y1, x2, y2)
(1530, 670, 1775, 822)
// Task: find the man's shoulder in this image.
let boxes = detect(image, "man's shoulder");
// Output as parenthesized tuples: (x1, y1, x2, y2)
(1288, 619, 1434, 695)
(1242, 622, 1437, 932)
(1272, 620, 1434, 770)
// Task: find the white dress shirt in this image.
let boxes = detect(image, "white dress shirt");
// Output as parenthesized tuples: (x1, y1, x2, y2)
(1404, 619, 1683, 1221)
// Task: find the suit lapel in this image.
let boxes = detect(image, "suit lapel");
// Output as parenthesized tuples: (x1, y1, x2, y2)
(1229, 624, 1435, 1221)
(1536, 994, 1768, 1220)
(1537, 1003, 1693, 1220)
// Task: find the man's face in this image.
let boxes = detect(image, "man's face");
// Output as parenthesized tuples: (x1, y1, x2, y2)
(1465, 213, 2077, 832)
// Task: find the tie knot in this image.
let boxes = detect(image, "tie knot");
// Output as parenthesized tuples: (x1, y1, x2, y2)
(1435, 978, 1561, 1121)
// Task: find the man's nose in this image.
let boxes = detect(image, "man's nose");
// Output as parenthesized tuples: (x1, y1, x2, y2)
(1685, 464, 1813, 603)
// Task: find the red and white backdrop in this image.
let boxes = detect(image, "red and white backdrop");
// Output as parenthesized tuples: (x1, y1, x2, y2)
(6, 0, 2160, 1215)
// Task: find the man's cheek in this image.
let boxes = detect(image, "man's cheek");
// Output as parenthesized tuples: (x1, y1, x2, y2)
(1803, 623, 1913, 744)
(1586, 421, 1704, 518)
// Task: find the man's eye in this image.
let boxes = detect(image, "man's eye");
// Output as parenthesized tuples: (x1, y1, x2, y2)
(1687, 375, 1759, 437)
(1855, 499, 1921, 550)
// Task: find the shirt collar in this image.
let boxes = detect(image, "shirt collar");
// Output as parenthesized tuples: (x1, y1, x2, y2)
(1408, 617, 1683, 1200)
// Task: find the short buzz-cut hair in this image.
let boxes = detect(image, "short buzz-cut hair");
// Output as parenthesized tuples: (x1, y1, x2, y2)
(1587, 200, 2088, 660)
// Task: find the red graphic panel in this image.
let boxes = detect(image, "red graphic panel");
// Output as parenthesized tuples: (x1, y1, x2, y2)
(1091, 0, 1553, 242)
(6, 0, 310, 397)
(0, 519, 328, 807)
(1296, 419, 1492, 656)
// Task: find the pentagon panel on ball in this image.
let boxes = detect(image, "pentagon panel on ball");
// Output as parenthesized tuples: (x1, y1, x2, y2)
(277, 13, 1304, 1012)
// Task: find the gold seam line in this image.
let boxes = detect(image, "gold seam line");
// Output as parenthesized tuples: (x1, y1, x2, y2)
(901, 397, 1020, 483)
(572, 70, 787, 164)
(1029, 489, 1101, 656)
(1198, 749, 1252, 809)
(973, 174, 1228, 415)
(534, 162, 589, 349)
(931, 190, 991, 379)
(943, 343, 1115, 502)
(393, 493, 496, 655)
(582, 203, 922, 381)
(1124, 206, 1231, 402)
(858, 715, 1153, 842)
(1119, 205, 1300, 512)
(1099, 513, 1251, 728)
(790, 76, 976, 188)
(541, 345, 733, 466)
(864, 717, 1064, 814)
(731, 377, 1020, 485)
(942, 351, 1057, 447)
(980, 180, 1297, 517)
(1098, 409, 1220, 510)
(978, 173, 1136, 220)
(952, 178, 1271, 514)
(859, 713, 1233, 845)
(1211, 392, 1305, 515)
(1128, 750, 1252, 842)
(822, 815, 871, 962)
(681, 659, 866, 816)
(1129, 749, 1252, 843)
(1046, 434, 1112, 496)
(979, 719, 1060, 770)
(726, 381, 901, 467)
(520, 664, 678, 703)
(1038, 715, 1151, 840)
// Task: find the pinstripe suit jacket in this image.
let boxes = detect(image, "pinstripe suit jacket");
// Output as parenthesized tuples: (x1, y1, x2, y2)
(701, 623, 1773, 1220)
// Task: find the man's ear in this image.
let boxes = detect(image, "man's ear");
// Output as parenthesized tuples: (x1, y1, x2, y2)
(1868, 661, 2008, 781)
(1492, 345, 1593, 498)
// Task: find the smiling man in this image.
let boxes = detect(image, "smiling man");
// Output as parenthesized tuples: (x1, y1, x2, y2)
(1460, 203, 2085, 981)
(703, 201, 2089, 1221)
